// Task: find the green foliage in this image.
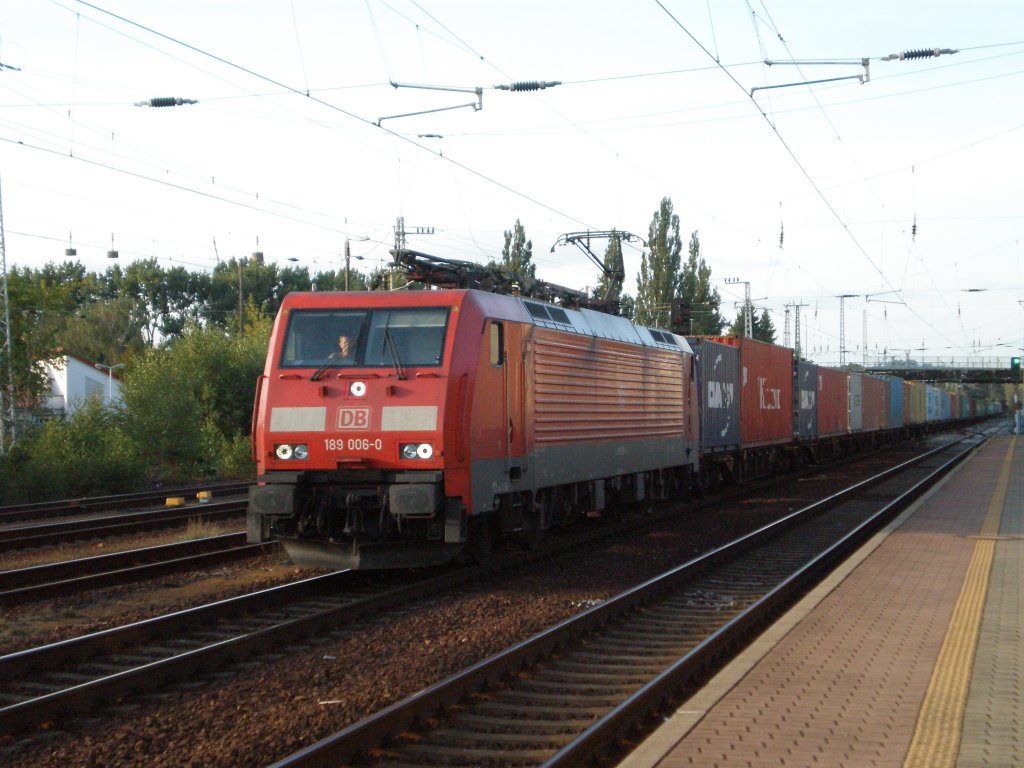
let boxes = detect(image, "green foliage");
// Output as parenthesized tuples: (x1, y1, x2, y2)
(728, 307, 777, 343)
(121, 319, 268, 481)
(501, 219, 535, 279)
(757, 308, 777, 343)
(679, 231, 726, 335)
(635, 197, 682, 328)
(595, 231, 624, 304)
(55, 294, 147, 364)
(0, 399, 146, 503)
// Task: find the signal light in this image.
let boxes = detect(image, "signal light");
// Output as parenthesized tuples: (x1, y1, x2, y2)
(1012, 356, 1021, 371)
(670, 299, 692, 332)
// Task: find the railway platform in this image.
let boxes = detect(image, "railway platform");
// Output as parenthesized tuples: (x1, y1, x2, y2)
(618, 431, 1022, 768)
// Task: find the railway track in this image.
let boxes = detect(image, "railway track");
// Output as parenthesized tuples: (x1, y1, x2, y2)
(0, 498, 248, 553)
(0, 430, 989, 747)
(0, 481, 251, 525)
(0, 566, 441, 734)
(0, 533, 275, 606)
(267, 428, 991, 768)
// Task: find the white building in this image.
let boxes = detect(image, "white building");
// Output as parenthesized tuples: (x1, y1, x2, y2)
(43, 354, 124, 415)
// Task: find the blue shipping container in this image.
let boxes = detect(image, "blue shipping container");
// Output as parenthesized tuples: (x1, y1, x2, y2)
(688, 338, 740, 451)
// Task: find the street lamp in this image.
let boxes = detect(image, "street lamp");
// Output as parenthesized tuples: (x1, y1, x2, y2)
(344, 236, 370, 291)
(94, 363, 126, 404)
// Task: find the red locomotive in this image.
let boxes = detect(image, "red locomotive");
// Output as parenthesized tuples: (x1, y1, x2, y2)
(248, 287, 700, 569)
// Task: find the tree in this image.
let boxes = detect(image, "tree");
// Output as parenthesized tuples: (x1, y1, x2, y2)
(501, 219, 535, 279)
(756, 308, 777, 343)
(678, 231, 726, 335)
(206, 257, 299, 332)
(121, 318, 269, 480)
(54, 295, 147, 364)
(635, 197, 682, 328)
(594, 230, 624, 304)
(727, 307, 777, 343)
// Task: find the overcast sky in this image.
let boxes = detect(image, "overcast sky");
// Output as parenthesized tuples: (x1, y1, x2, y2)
(2, 1, 1022, 367)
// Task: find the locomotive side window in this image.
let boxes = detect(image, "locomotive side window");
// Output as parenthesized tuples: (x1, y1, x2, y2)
(489, 322, 504, 366)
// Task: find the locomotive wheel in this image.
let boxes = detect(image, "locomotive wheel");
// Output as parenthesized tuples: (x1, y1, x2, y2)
(467, 512, 497, 564)
(519, 492, 546, 550)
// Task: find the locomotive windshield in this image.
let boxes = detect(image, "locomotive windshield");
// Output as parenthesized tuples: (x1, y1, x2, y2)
(279, 307, 449, 371)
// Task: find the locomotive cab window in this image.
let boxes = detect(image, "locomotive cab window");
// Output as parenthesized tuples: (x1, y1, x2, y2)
(279, 309, 367, 368)
(279, 307, 449, 370)
(363, 308, 449, 368)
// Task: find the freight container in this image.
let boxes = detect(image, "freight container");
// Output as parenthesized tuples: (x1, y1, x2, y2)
(849, 371, 863, 431)
(925, 384, 943, 422)
(817, 366, 849, 436)
(796, 360, 818, 439)
(686, 338, 740, 452)
(861, 374, 886, 432)
(706, 337, 794, 447)
(905, 381, 926, 424)
(879, 375, 904, 429)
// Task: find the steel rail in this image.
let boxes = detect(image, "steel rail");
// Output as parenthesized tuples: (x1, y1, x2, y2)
(0, 481, 250, 523)
(0, 534, 275, 606)
(266, 431, 986, 768)
(0, 429, 990, 741)
(0, 499, 248, 552)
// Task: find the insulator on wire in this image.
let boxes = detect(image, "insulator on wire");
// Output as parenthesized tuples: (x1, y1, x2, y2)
(495, 81, 562, 92)
(135, 97, 198, 108)
(883, 47, 957, 61)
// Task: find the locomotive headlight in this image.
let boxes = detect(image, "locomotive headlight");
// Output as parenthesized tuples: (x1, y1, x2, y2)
(400, 442, 434, 460)
(349, 381, 367, 397)
(274, 443, 308, 461)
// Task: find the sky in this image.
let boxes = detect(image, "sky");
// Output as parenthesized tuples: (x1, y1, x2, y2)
(1, 0, 1022, 368)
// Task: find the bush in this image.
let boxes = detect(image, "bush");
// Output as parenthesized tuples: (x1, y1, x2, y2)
(121, 320, 268, 483)
(0, 398, 147, 503)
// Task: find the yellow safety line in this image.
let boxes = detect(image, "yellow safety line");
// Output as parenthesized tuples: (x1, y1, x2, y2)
(902, 436, 1015, 768)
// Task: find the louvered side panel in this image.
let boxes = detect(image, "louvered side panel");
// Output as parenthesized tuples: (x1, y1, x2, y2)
(531, 333, 686, 445)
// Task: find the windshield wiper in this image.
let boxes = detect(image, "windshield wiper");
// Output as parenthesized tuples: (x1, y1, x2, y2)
(383, 327, 406, 380)
(310, 352, 339, 381)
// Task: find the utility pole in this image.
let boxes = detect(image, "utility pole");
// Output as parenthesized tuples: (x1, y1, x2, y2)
(724, 278, 752, 338)
(345, 238, 352, 291)
(862, 309, 868, 367)
(786, 302, 808, 357)
(837, 294, 858, 366)
(344, 235, 370, 291)
(238, 258, 244, 335)
(0, 175, 14, 452)
(393, 217, 434, 289)
(783, 306, 792, 349)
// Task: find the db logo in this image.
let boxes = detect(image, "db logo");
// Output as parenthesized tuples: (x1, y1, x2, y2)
(337, 407, 371, 430)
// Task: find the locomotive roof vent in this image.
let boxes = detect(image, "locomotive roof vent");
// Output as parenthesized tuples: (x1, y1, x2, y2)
(523, 300, 574, 330)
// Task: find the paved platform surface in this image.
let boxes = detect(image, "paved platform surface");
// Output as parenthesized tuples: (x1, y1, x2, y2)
(618, 431, 1022, 768)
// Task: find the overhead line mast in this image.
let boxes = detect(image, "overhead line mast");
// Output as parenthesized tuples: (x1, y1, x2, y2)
(0, 175, 14, 452)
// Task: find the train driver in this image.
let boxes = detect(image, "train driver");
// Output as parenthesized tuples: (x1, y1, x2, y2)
(337, 333, 354, 360)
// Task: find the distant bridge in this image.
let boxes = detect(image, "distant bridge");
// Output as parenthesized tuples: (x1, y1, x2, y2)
(864, 357, 1021, 385)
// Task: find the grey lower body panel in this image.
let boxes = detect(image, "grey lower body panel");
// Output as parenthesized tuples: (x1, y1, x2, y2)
(470, 436, 697, 514)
